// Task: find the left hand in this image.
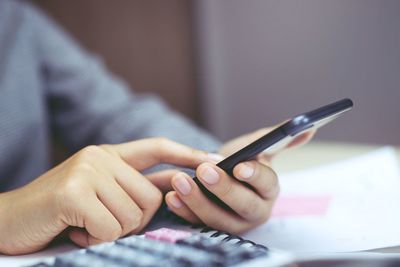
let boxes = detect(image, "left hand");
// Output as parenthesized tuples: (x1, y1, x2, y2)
(155, 126, 315, 234)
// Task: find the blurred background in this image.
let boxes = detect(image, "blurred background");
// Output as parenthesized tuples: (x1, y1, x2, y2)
(34, 0, 400, 145)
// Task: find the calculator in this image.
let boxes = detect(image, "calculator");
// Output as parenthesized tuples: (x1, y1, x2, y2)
(27, 227, 293, 267)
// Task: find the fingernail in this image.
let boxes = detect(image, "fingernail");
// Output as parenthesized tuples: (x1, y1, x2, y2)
(199, 165, 219, 185)
(169, 194, 183, 208)
(174, 175, 192, 195)
(238, 163, 254, 179)
(207, 153, 225, 163)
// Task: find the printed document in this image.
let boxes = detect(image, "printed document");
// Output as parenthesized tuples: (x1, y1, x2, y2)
(243, 147, 400, 253)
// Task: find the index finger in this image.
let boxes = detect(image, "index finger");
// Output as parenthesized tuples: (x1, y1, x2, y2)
(104, 138, 215, 171)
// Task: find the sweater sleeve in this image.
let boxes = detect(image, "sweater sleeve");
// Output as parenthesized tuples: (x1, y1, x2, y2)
(24, 3, 221, 153)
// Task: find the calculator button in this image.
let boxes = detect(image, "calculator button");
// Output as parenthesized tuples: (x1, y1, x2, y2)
(144, 228, 192, 243)
(55, 251, 120, 267)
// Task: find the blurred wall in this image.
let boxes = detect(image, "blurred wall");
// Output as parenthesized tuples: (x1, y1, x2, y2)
(34, 0, 200, 121)
(194, 0, 400, 145)
(33, 1, 400, 146)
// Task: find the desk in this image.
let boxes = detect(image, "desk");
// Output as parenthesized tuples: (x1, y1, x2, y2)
(273, 141, 400, 254)
(273, 141, 400, 173)
(2, 141, 400, 266)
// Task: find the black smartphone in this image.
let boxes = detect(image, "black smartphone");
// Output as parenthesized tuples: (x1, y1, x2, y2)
(193, 98, 354, 210)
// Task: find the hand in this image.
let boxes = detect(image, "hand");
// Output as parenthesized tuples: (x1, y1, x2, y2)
(0, 138, 212, 255)
(164, 126, 315, 234)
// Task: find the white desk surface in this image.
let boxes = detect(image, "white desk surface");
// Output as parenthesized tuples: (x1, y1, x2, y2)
(273, 141, 400, 254)
(2, 141, 399, 265)
(273, 141, 400, 174)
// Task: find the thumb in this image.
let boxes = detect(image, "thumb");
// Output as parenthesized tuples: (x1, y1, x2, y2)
(258, 129, 316, 163)
(286, 129, 316, 149)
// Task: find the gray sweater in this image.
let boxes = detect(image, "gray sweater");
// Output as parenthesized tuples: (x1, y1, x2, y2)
(0, 0, 220, 192)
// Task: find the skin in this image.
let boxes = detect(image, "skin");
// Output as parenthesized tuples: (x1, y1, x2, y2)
(0, 128, 314, 255)
(164, 127, 314, 233)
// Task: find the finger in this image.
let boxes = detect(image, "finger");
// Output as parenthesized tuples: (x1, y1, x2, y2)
(68, 229, 103, 247)
(94, 177, 143, 236)
(78, 148, 161, 234)
(104, 138, 214, 171)
(90, 149, 163, 234)
(242, 122, 289, 145)
(233, 160, 279, 200)
(255, 153, 274, 167)
(146, 169, 181, 193)
(218, 127, 274, 157)
(71, 193, 122, 243)
(286, 130, 316, 148)
(115, 169, 162, 233)
(103, 157, 164, 233)
(165, 191, 202, 224)
(196, 162, 271, 222)
(266, 129, 316, 157)
(171, 172, 253, 233)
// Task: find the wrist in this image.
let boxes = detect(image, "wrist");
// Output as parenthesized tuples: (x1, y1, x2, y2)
(0, 183, 66, 255)
(0, 191, 15, 254)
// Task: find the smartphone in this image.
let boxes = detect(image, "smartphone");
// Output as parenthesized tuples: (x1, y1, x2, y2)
(193, 98, 353, 210)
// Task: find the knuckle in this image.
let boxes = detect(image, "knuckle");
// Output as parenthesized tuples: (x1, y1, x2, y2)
(154, 137, 172, 151)
(81, 145, 102, 155)
(57, 177, 86, 200)
(95, 219, 122, 242)
(73, 161, 96, 175)
(154, 136, 169, 145)
(191, 148, 206, 160)
(76, 145, 103, 162)
(132, 210, 144, 230)
(54, 178, 88, 216)
(104, 226, 122, 241)
(219, 181, 234, 198)
(98, 144, 114, 154)
(146, 190, 163, 210)
(125, 208, 144, 230)
(238, 199, 260, 219)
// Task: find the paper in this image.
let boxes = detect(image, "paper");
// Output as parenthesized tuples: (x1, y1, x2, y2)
(243, 147, 400, 253)
(271, 195, 332, 218)
(0, 243, 76, 267)
(2, 147, 400, 266)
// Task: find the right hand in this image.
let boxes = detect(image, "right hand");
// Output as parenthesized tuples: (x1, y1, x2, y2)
(0, 138, 211, 255)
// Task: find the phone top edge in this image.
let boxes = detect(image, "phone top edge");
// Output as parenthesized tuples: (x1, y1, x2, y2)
(216, 98, 353, 172)
(281, 98, 353, 136)
(217, 127, 287, 172)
